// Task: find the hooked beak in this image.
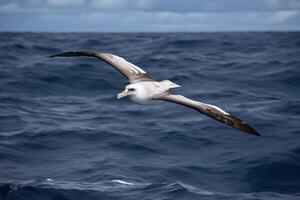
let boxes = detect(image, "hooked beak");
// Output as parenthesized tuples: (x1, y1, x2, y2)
(117, 89, 129, 99)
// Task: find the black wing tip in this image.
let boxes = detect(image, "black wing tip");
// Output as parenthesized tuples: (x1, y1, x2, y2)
(247, 129, 261, 137)
(227, 114, 261, 137)
(48, 51, 100, 58)
(48, 52, 69, 58)
(239, 121, 261, 137)
(49, 51, 80, 58)
(241, 123, 261, 137)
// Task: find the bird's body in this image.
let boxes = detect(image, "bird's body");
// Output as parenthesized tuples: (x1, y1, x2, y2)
(123, 80, 180, 104)
(125, 82, 161, 104)
(50, 51, 261, 136)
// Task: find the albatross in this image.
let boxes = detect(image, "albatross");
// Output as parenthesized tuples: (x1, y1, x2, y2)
(50, 51, 261, 136)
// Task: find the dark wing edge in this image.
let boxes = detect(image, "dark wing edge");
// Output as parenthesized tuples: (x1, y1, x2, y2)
(158, 94, 261, 136)
(49, 51, 152, 83)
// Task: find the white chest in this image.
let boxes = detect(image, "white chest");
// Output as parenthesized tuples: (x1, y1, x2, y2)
(129, 82, 163, 104)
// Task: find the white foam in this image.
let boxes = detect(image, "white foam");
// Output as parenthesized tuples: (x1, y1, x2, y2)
(177, 181, 215, 195)
(111, 179, 135, 186)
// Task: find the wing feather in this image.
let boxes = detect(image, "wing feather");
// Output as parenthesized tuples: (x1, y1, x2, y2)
(158, 94, 261, 136)
(50, 51, 152, 83)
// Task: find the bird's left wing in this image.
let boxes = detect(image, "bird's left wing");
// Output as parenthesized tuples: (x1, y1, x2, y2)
(50, 51, 152, 83)
(157, 94, 261, 136)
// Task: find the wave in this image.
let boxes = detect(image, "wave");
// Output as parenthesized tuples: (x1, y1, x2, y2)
(1, 179, 299, 200)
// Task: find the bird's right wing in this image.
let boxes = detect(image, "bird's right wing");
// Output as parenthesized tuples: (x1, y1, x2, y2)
(50, 51, 153, 83)
(158, 94, 261, 136)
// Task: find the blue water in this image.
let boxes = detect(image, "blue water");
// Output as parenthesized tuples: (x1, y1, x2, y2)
(0, 32, 300, 200)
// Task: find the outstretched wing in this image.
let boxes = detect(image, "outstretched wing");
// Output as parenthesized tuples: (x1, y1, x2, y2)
(50, 51, 153, 83)
(158, 94, 261, 136)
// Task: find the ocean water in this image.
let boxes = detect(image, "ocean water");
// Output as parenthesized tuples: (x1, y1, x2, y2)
(0, 32, 299, 200)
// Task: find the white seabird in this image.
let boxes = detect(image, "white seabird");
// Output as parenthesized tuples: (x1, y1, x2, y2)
(50, 51, 261, 136)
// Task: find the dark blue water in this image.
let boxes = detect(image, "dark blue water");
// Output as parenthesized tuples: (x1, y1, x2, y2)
(0, 32, 300, 200)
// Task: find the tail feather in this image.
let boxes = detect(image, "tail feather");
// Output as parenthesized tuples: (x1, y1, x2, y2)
(161, 80, 181, 89)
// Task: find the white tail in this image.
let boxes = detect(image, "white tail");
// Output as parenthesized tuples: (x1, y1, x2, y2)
(161, 80, 181, 90)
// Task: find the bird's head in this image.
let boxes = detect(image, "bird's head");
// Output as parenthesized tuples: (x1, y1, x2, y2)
(117, 85, 139, 99)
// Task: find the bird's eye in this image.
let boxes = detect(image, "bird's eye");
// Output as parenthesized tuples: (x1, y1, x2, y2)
(128, 88, 136, 92)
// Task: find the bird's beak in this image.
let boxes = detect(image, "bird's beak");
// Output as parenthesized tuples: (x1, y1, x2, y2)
(117, 89, 129, 99)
